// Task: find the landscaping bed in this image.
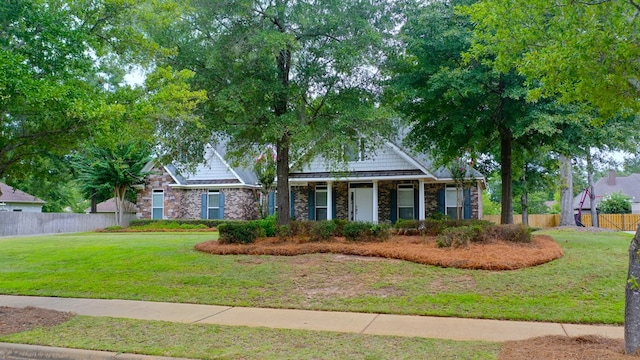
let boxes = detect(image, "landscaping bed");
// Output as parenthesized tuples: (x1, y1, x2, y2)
(195, 234, 562, 270)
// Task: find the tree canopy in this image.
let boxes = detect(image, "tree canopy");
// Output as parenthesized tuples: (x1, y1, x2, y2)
(461, 0, 640, 118)
(148, 0, 402, 224)
(385, 0, 554, 224)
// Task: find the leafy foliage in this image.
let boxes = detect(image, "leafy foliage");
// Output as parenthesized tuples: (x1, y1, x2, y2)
(218, 222, 264, 244)
(146, 0, 403, 224)
(462, 0, 640, 117)
(72, 143, 151, 225)
(598, 192, 632, 214)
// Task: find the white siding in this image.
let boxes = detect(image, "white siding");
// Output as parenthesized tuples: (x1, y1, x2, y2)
(301, 143, 418, 173)
(0, 203, 43, 212)
(184, 150, 238, 181)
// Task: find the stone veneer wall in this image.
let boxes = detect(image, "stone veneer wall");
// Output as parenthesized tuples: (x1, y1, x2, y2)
(137, 166, 259, 220)
(137, 166, 181, 219)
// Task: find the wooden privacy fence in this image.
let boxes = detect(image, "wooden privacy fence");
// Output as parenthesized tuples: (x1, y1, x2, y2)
(484, 214, 640, 231)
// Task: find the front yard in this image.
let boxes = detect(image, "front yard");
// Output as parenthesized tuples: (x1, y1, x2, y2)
(0, 229, 631, 359)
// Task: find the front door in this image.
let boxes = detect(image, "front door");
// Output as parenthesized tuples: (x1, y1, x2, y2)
(350, 185, 373, 222)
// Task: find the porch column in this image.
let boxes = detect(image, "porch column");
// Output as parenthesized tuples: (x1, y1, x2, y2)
(373, 180, 379, 224)
(327, 181, 333, 220)
(419, 179, 426, 220)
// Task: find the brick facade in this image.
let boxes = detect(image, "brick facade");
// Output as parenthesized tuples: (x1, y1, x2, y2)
(136, 166, 259, 220)
(289, 181, 481, 223)
(138, 167, 481, 222)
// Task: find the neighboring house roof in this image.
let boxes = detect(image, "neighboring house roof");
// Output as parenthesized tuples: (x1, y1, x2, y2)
(573, 170, 640, 210)
(142, 143, 260, 189)
(0, 182, 45, 204)
(85, 198, 137, 213)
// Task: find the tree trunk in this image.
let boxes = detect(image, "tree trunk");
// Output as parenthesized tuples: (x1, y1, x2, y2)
(500, 129, 514, 224)
(521, 167, 528, 226)
(587, 152, 598, 227)
(276, 134, 290, 226)
(90, 191, 97, 214)
(559, 154, 575, 226)
(521, 191, 529, 226)
(114, 185, 126, 227)
(625, 225, 640, 354)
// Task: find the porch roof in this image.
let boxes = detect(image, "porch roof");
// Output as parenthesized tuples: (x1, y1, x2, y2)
(288, 169, 436, 182)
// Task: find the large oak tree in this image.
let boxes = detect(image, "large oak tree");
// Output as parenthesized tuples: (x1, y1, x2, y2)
(148, 0, 401, 225)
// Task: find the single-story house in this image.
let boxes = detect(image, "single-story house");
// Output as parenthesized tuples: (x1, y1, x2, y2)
(136, 140, 486, 222)
(573, 170, 640, 214)
(85, 198, 137, 214)
(0, 182, 45, 212)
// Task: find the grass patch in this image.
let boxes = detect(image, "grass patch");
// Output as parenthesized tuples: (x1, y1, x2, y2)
(0, 230, 630, 324)
(0, 316, 500, 360)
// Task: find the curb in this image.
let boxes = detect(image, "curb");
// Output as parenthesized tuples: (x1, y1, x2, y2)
(0, 342, 195, 360)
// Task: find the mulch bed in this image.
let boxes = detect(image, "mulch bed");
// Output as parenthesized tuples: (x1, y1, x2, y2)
(195, 234, 563, 270)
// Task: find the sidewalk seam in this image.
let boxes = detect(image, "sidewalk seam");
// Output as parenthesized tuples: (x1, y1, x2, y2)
(192, 306, 234, 324)
(560, 324, 569, 337)
(360, 314, 380, 334)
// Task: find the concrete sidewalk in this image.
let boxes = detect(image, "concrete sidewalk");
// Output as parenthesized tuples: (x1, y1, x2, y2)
(0, 295, 624, 358)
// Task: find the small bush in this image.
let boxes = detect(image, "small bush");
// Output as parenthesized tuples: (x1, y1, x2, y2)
(289, 220, 314, 237)
(436, 225, 484, 248)
(276, 225, 291, 238)
(310, 221, 337, 241)
(102, 226, 123, 232)
(331, 219, 348, 237)
(344, 222, 389, 242)
(129, 219, 223, 228)
(485, 224, 532, 243)
(256, 215, 277, 237)
(218, 222, 263, 244)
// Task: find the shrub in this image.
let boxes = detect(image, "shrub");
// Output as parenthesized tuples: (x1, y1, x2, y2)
(275, 225, 291, 238)
(218, 222, 263, 244)
(485, 224, 532, 243)
(129, 219, 223, 228)
(598, 192, 632, 214)
(344, 222, 390, 242)
(309, 221, 337, 241)
(256, 215, 277, 237)
(289, 220, 314, 237)
(102, 226, 123, 232)
(331, 219, 348, 237)
(436, 225, 485, 248)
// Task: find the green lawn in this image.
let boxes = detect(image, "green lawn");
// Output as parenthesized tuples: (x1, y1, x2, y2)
(0, 229, 629, 359)
(1, 316, 500, 360)
(0, 229, 629, 325)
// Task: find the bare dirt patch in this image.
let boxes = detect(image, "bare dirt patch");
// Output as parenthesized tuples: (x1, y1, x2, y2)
(0, 306, 74, 336)
(195, 234, 563, 270)
(499, 335, 638, 359)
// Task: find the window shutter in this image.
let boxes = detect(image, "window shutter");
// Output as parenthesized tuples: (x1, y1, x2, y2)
(414, 188, 419, 220)
(290, 190, 295, 219)
(437, 188, 445, 215)
(268, 191, 275, 215)
(390, 189, 397, 224)
(308, 189, 315, 220)
(201, 193, 207, 219)
(219, 191, 225, 219)
(463, 188, 471, 219)
(332, 188, 337, 219)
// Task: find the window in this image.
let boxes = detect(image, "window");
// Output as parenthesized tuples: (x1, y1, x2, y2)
(315, 186, 328, 221)
(208, 190, 220, 219)
(152, 190, 164, 219)
(397, 184, 414, 220)
(446, 187, 462, 220)
(344, 139, 367, 162)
